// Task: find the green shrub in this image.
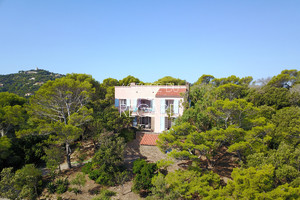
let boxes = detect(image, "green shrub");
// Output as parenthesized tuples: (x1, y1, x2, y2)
(70, 187, 81, 195)
(91, 189, 116, 200)
(84, 133, 126, 186)
(71, 172, 86, 189)
(82, 162, 92, 174)
(119, 128, 136, 143)
(46, 182, 56, 194)
(55, 178, 69, 194)
(132, 159, 157, 194)
(95, 171, 114, 186)
(133, 159, 148, 174)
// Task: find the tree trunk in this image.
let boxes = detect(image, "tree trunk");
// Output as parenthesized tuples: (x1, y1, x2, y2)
(237, 150, 242, 162)
(0, 129, 4, 137)
(66, 142, 72, 169)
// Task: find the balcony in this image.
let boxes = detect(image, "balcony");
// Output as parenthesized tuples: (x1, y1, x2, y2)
(132, 99, 154, 116)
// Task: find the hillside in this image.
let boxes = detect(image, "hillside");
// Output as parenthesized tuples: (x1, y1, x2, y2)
(0, 68, 64, 97)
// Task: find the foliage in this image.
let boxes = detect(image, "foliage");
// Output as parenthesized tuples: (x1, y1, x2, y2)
(156, 158, 174, 172)
(248, 86, 292, 109)
(178, 84, 215, 131)
(81, 161, 92, 174)
(28, 73, 95, 168)
(94, 107, 132, 133)
(55, 178, 69, 194)
(0, 167, 19, 200)
(114, 170, 130, 187)
(42, 145, 64, 177)
(208, 98, 257, 129)
(83, 132, 126, 186)
(246, 142, 300, 184)
(91, 189, 116, 200)
(119, 128, 136, 143)
(205, 164, 300, 199)
(0, 69, 64, 97)
(0, 92, 27, 137)
(119, 75, 143, 86)
(157, 71, 300, 199)
(0, 136, 12, 170)
(14, 164, 42, 200)
(194, 74, 215, 85)
(132, 159, 157, 194)
(71, 172, 86, 189)
(46, 182, 56, 194)
(148, 168, 220, 200)
(69, 187, 81, 195)
(1, 71, 300, 199)
(0, 134, 47, 172)
(165, 169, 220, 199)
(267, 69, 299, 89)
(154, 76, 186, 85)
(271, 106, 300, 146)
(146, 173, 179, 200)
(76, 150, 88, 166)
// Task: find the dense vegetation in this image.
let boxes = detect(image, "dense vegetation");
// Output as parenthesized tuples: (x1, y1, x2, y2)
(155, 70, 300, 199)
(0, 69, 300, 199)
(0, 69, 64, 96)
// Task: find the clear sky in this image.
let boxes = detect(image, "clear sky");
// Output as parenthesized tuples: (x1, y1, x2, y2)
(0, 0, 299, 83)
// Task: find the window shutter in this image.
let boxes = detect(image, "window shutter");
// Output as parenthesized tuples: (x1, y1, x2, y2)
(133, 99, 137, 111)
(160, 99, 165, 114)
(126, 99, 130, 108)
(114, 99, 119, 107)
(151, 99, 155, 112)
(160, 116, 165, 132)
(174, 99, 179, 114)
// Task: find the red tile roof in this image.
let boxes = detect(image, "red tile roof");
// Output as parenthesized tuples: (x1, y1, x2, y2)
(140, 134, 159, 146)
(155, 88, 186, 97)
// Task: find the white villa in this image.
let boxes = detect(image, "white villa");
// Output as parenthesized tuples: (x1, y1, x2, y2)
(115, 83, 187, 133)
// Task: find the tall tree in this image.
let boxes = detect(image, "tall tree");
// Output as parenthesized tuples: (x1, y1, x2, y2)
(29, 74, 94, 168)
(119, 75, 142, 86)
(154, 76, 186, 85)
(194, 74, 215, 85)
(0, 92, 27, 137)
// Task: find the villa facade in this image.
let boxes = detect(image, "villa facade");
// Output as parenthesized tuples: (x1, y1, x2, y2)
(115, 83, 187, 133)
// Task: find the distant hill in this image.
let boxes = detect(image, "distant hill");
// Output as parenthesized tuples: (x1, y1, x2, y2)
(0, 68, 64, 97)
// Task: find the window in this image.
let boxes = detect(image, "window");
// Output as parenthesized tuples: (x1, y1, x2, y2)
(165, 100, 174, 112)
(119, 99, 128, 111)
(120, 99, 127, 106)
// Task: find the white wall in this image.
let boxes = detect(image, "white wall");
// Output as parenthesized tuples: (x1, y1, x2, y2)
(115, 85, 186, 133)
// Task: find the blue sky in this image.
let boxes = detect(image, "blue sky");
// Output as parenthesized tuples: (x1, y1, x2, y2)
(0, 0, 299, 83)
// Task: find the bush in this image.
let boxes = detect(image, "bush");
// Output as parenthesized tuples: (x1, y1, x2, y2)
(47, 182, 56, 194)
(71, 173, 86, 189)
(55, 178, 69, 194)
(133, 159, 148, 174)
(132, 159, 157, 194)
(82, 162, 92, 174)
(91, 189, 116, 200)
(69, 187, 81, 195)
(84, 132, 126, 186)
(119, 128, 136, 143)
